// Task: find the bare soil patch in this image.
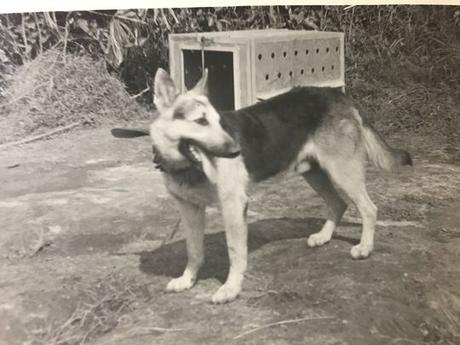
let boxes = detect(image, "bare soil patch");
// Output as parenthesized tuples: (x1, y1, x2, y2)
(0, 127, 459, 345)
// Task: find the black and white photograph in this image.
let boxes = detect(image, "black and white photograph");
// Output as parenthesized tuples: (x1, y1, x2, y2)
(0, 1, 459, 344)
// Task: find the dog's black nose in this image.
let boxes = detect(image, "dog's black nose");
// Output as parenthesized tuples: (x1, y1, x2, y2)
(225, 150, 241, 158)
(222, 141, 241, 158)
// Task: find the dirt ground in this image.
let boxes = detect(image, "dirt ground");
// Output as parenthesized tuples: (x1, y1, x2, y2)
(0, 126, 459, 345)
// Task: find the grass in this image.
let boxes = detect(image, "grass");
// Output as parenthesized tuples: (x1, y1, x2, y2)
(36, 274, 143, 345)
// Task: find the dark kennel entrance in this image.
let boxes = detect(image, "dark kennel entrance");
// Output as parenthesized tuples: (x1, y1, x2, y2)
(183, 50, 235, 111)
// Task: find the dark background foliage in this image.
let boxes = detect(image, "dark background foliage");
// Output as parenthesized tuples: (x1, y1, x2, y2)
(1, 6, 459, 137)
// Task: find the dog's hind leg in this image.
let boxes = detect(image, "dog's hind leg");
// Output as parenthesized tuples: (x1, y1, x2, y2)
(166, 197, 205, 292)
(303, 167, 347, 247)
(320, 157, 377, 259)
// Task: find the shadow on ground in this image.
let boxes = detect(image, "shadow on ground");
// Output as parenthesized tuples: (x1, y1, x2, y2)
(139, 217, 360, 283)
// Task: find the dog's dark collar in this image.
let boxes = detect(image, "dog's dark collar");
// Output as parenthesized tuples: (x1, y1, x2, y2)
(152, 150, 167, 172)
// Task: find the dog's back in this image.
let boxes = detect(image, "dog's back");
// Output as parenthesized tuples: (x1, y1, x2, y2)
(220, 86, 411, 181)
(220, 87, 342, 180)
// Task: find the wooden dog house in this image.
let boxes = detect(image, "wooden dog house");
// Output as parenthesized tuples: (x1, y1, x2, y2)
(169, 29, 345, 110)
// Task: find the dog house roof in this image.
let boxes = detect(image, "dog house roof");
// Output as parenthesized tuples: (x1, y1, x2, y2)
(169, 29, 343, 44)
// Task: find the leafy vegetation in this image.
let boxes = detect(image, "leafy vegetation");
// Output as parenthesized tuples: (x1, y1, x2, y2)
(1, 6, 459, 141)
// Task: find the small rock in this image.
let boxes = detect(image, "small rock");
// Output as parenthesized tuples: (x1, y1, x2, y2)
(48, 225, 62, 234)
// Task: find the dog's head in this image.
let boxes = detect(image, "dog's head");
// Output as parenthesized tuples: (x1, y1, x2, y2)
(149, 68, 240, 170)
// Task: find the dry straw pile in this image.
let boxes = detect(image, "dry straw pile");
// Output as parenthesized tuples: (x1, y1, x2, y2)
(0, 49, 150, 144)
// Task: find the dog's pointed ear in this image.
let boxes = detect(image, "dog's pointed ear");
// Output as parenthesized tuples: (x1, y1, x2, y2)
(191, 68, 208, 96)
(154, 68, 178, 111)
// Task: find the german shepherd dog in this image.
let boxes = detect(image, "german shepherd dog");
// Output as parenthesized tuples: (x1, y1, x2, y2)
(112, 68, 412, 304)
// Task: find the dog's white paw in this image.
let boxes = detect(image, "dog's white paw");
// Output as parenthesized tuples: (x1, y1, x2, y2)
(350, 243, 373, 259)
(211, 284, 241, 304)
(166, 275, 195, 292)
(307, 232, 332, 247)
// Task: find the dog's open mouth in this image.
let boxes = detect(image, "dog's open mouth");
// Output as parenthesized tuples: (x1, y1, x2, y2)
(185, 144, 202, 164)
(179, 141, 203, 165)
(179, 140, 241, 165)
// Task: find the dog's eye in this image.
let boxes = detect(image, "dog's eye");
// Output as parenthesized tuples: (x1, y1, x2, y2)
(173, 110, 185, 119)
(194, 117, 209, 126)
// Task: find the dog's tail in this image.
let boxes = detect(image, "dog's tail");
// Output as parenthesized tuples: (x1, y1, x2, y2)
(361, 124, 412, 171)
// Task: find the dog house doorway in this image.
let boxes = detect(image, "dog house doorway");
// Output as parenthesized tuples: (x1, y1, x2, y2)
(183, 49, 235, 111)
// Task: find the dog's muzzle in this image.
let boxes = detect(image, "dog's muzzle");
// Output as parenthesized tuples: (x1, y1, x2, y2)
(180, 139, 240, 163)
(151, 139, 241, 173)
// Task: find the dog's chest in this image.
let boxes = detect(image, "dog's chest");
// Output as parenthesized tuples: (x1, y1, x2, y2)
(163, 173, 217, 206)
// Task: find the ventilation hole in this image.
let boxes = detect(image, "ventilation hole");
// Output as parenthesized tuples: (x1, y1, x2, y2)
(258, 54, 262, 60)
(305, 49, 309, 55)
(283, 51, 287, 57)
(271, 52, 275, 58)
(336, 46, 339, 52)
(277, 72, 282, 78)
(322, 66, 325, 72)
(301, 69, 304, 75)
(265, 74, 269, 80)
(311, 68, 315, 73)
(326, 47, 329, 53)
(294, 50, 298, 56)
(316, 48, 320, 54)
(331, 65, 335, 70)
(289, 71, 293, 77)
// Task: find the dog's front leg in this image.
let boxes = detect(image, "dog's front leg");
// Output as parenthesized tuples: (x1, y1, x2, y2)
(212, 186, 248, 304)
(166, 197, 205, 293)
